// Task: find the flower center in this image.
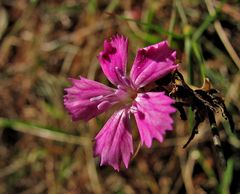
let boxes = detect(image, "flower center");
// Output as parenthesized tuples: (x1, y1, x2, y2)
(115, 85, 137, 107)
(128, 88, 138, 100)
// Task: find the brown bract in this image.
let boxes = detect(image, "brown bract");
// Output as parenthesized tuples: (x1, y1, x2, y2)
(154, 70, 235, 148)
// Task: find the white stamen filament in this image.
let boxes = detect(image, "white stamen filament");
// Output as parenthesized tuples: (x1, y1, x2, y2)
(114, 66, 123, 76)
(130, 106, 138, 113)
(114, 66, 131, 87)
(90, 95, 104, 102)
(117, 85, 126, 91)
(97, 101, 111, 110)
(121, 75, 131, 86)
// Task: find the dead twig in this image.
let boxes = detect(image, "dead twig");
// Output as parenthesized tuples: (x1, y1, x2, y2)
(207, 108, 226, 179)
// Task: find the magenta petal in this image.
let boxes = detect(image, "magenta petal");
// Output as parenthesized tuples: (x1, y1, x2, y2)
(94, 109, 133, 171)
(130, 41, 178, 88)
(133, 92, 176, 148)
(64, 76, 118, 121)
(97, 35, 128, 86)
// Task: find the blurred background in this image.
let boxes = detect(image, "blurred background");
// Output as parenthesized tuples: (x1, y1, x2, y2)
(0, 0, 240, 193)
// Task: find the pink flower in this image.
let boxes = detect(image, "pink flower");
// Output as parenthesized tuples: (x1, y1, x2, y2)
(64, 35, 178, 171)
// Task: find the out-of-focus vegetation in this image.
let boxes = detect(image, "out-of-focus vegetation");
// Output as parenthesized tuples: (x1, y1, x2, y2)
(0, 0, 239, 193)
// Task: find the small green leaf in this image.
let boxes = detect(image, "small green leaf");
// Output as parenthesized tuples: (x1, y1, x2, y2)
(218, 158, 234, 194)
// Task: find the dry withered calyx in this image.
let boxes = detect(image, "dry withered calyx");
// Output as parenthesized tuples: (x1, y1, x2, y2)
(154, 70, 235, 148)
